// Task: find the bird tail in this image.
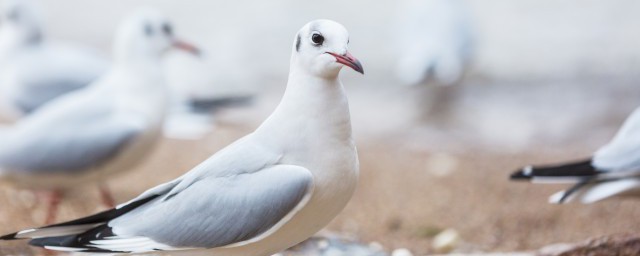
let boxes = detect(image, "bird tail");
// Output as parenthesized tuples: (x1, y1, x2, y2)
(0, 195, 157, 242)
(510, 159, 601, 183)
(510, 159, 640, 204)
(549, 178, 640, 204)
(187, 95, 254, 114)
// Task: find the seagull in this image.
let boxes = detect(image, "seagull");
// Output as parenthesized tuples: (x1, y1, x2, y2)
(0, 0, 108, 118)
(394, 0, 473, 86)
(511, 107, 640, 204)
(0, 19, 363, 255)
(0, 9, 199, 224)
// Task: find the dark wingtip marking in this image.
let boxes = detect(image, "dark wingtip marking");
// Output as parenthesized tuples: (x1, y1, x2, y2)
(510, 166, 533, 181)
(510, 159, 599, 180)
(0, 232, 18, 240)
(29, 225, 126, 253)
(45, 194, 159, 229)
(295, 34, 301, 52)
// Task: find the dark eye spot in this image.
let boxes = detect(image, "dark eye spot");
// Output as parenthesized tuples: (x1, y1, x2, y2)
(162, 23, 173, 36)
(295, 34, 301, 52)
(311, 32, 324, 46)
(144, 23, 154, 36)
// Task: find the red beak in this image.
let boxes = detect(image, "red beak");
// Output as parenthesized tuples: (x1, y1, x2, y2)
(327, 51, 364, 74)
(172, 39, 201, 56)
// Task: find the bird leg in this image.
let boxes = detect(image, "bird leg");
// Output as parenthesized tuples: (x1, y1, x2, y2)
(44, 190, 62, 225)
(98, 183, 116, 208)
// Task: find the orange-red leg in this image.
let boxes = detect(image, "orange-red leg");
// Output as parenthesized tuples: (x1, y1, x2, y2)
(98, 183, 115, 208)
(44, 190, 62, 225)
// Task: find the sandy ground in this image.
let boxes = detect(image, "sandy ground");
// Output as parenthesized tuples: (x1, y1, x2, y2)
(1, 74, 640, 255)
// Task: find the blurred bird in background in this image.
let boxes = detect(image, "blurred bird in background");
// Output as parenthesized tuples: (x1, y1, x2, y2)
(511, 106, 640, 204)
(394, 0, 473, 87)
(0, 0, 249, 140)
(0, 8, 199, 224)
(162, 53, 254, 140)
(393, 0, 474, 124)
(0, 0, 108, 120)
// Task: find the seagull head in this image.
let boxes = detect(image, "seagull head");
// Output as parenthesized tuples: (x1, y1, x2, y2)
(292, 19, 364, 78)
(114, 9, 200, 64)
(0, 0, 43, 45)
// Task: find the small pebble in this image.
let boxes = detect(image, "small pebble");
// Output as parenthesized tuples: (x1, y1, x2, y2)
(432, 228, 460, 253)
(391, 248, 413, 256)
(425, 152, 458, 177)
(368, 241, 384, 251)
(317, 238, 330, 249)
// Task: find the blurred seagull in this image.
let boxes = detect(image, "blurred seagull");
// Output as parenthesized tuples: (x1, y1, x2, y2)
(0, 9, 199, 224)
(0, 0, 108, 118)
(511, 107, 640, 204)
(163, 53, 255, 140)
(1, 19, 363, 255)
(394, 0, 473, 86)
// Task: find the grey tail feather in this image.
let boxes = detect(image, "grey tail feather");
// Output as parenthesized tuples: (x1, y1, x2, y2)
(188, 95, 254, 114)
(510, 159, 600, 180)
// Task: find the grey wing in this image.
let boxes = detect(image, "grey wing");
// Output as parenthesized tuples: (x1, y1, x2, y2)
(11, 78, 95, 113)
(593, 107, 640, 172)
(86, 164, 314, 252)
(0, 114, 144, 173)
(10, 44, 108, 113)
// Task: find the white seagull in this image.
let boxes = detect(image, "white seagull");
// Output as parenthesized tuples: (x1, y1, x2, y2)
(0, 0, 108, 118)
(394, 0, 473, 86)
(511, 107, 640, 204)
(0, 9, 199, 224)
(0, 19, 363, 255)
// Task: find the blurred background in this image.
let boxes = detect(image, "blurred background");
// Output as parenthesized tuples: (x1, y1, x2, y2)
(1, 0, 640, 255)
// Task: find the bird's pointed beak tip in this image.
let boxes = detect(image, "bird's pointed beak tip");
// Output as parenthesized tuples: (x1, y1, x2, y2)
(328, 51, 364, 75)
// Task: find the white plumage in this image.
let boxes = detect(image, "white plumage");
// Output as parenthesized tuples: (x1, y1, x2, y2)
(0, 0, 108, 118)
(0, 9, 199, 223)
(1, 19, 363, 256)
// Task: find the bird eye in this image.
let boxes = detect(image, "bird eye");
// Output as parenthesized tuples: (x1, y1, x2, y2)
(311, 32, 324, 45)
(162, 23, 173, 36)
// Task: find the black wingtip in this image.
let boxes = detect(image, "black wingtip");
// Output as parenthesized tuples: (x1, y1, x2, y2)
(0, 232, 19, 240)
(29, 226, 129, 253)
(510, 166, 533, 181)
(509, 159, 599, 180)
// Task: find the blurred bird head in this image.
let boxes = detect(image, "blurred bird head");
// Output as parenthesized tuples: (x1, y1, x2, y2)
(114, 9, 200, 64)
(0, 0, 43, 46)
(292, 19, 363, 78)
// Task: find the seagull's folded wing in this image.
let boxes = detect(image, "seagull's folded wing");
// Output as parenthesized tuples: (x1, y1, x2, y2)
(0, 113, 144, 174)
(108, 164, 313, 250)
(21, 163, 313, 253)
(9, 43, 108, 113)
